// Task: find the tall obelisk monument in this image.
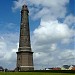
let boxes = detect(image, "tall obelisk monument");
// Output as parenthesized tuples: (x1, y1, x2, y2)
(16, 4, 34, 71)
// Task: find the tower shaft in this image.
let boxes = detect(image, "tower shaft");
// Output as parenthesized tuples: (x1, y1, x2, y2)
(19, 5, 30, 50)
(16, 5, 34, 71)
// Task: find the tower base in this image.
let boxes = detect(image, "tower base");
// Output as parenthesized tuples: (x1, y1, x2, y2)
(16, 66, 34, 71)
(16, 51, 34, 71)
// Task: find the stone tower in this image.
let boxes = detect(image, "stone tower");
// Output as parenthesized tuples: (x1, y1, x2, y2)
(16, 4, 34, 71)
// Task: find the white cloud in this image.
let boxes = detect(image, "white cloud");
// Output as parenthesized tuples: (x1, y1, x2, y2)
(61, 38, 71, 44)
(12, 0, 26, 11)
(58, 49, 75, 65)
(0, 33, 19, 69)
(6, 23, 17, 29)
(33, 7, 50, 19)
(0, 39, 6, 59)
(29, 0, 69, 7)
(64, 14, 75, 28)
(31, 19, 74, 69)
(12, 0, 69, 20)
(59, 49, 75, 60)
(32, 5, 67, 20)
(0, 22, 18, 32)
(33, 20, 73, 45)
(50, 44, 57, 51)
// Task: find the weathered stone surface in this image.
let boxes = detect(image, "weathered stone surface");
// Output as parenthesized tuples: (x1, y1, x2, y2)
(16, 4, 34, 71)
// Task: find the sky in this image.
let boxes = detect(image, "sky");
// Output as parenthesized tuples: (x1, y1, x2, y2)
(0, 0, 75, 70)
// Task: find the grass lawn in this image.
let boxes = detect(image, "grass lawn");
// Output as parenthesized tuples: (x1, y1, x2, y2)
(0, 72, 74, 75)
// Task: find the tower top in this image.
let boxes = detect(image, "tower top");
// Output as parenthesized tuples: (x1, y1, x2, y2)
(21, 4, 29, 12)
(22, 4, 27, 8)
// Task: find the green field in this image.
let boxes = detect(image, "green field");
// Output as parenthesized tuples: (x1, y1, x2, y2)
(0, 72, 74, 75)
